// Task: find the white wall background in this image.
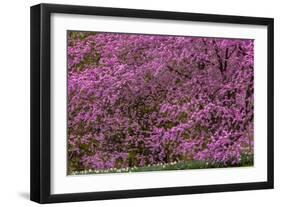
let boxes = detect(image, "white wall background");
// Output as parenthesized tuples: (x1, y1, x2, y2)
(0, 0, 279, 206)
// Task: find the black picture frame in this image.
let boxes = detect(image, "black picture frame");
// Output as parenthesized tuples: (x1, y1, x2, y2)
(30, 3, 274, 204)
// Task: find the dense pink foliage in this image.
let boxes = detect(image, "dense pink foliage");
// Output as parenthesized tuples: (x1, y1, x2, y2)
(67, 32, 254, 172)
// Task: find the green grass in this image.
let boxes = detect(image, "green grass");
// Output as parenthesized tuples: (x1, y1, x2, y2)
(69, 155, 253, 175)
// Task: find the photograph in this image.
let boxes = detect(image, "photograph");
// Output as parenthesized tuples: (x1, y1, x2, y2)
(67, 31, 254, 175)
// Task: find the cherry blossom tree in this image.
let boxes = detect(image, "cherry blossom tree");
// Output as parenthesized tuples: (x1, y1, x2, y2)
(67, 32, 254, 173)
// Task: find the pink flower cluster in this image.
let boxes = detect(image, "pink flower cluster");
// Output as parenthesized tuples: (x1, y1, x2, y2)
(67, 32, 254, 172)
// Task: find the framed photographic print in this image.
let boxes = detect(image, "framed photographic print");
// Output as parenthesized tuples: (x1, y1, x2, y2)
(30, 3, 274, 203)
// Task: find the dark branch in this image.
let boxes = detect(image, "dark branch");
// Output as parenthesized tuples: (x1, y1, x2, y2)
(167, 65, 191, 79)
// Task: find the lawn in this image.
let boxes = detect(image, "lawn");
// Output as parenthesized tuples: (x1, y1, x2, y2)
(70, 154, 253, 175)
